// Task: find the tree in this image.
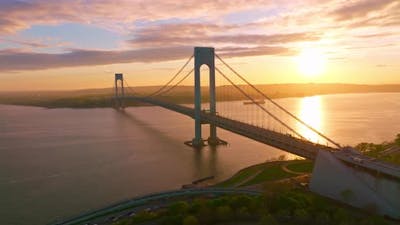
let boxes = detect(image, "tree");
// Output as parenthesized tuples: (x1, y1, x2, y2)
(395, 133, 400, 146)
(161, 215, 183, 225)
(168, 201, 189, 216)
(355, 142, 376, 152)
(293, 208, 310, 224)
(332, 208, 353, 224)
(196, 205, 214, 224)
(182, 215, 199, 225)
(258, 213, 277, 225)
(275, 208, 291, 222)
(315, 212, 331, 225)
(236, 206, 251, 220)
(269, 194, 295, 212)
(189, 198, 206, 214)
(216, 205, 233, 222)
(359, 215, 389, 225)
(230, 195, 252, 209)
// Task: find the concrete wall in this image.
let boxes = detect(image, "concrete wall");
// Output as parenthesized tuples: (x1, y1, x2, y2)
(310, 150, 400, 219)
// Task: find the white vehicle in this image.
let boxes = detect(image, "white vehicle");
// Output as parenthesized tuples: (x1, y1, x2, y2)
(351, 156, 364, 163)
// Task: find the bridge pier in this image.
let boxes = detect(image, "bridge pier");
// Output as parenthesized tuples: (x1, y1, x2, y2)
(188, 47, 227, 148)
(114, 73, 125, 110)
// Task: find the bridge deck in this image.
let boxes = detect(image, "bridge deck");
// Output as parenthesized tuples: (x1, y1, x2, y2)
(122, 96, 400, 180)
(124, 96, 338, 159)
(334, 149, 400, 180)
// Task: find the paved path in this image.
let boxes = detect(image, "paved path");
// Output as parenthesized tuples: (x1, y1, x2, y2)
(281, 162, 306, 175)
(233, 169, 264, 187)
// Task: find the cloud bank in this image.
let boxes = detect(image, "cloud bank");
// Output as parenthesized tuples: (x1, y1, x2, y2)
(0, 0, 398, 71)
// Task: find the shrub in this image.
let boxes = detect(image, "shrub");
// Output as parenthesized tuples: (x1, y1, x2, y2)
(235, 206, 251, 220)
(216, 205, 234, 222)
(167, 201, 189, 216)
(182, 215, 199, 225)
(259, 213, 278, 225)
(293, 208, 310, 224)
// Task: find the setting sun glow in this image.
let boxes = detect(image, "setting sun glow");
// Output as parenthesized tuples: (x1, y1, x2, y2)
(298, 96, 323, 143)
(296, 49, 326, 77)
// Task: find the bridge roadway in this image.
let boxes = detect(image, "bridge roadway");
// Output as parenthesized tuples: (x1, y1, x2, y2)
(51, 188, 262, 225)
(125, 96, 338, 159)
(124, 96, 400, 180)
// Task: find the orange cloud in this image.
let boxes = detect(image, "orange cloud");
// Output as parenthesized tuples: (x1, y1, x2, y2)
(0, 45, 295, 71)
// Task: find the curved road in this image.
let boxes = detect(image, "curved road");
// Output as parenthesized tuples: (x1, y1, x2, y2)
(50, 188, 262, 225)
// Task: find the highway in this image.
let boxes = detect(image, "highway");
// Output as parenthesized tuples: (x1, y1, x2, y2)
(50, 188, 262, 225)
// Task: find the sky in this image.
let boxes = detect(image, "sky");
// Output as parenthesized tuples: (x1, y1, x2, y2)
(0, 0, 399, 91)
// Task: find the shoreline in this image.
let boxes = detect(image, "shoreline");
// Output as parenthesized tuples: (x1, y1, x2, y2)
(1, 91, 400, 109)
(51, 159, 311, 225)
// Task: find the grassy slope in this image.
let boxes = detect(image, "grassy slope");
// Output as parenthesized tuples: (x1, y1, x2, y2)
(286, 161, 314, 173)
(216, 164, 265, 188)
(242, 165, 296, 186)
(216, 160, 313, 188)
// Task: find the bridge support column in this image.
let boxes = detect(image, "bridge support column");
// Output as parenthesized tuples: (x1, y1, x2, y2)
(188, 47, 227, 148)
(114, 73, 125, 110)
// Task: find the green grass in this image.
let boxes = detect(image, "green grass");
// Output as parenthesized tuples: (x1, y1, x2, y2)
(216, 161, 315, 188)
(242, 164, 295, 186)
(285, 161, 314, 173)
(216, 164, 264, 187)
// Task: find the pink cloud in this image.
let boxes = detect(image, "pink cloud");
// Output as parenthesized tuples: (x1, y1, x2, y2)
(0, 0, 275, 34)
(331, 0, 396, 21)
(127, 22, 320, 47)
(0, 45, 294, 72)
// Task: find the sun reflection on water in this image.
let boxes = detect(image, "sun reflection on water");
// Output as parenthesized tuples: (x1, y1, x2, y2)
(298, 96, 323, 143)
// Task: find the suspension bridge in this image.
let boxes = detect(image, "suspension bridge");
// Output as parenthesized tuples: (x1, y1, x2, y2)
(114, 47, 341, 158)
(112, 47, 400, 218)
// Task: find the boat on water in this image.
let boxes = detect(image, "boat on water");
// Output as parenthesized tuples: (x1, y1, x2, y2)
(243, 99, 265, 105)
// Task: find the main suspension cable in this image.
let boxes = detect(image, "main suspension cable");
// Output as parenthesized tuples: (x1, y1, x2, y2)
(146, 55, 193, 97)
(216, 67, 306, 140)
(153, 68, 194, 96)
(215, 54, 341, 148)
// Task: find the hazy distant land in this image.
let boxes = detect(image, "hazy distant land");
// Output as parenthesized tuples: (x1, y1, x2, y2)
(1, 83, 399, 108)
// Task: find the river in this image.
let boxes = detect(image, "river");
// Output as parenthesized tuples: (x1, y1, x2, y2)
(1, 93, 399, 225)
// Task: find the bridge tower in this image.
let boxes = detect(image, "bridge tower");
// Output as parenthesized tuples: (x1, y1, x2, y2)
(191, 47, 226, 147)
(114, 73, 125, 109)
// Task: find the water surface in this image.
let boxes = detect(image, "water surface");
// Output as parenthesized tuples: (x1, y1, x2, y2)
(1, 93, 399, 225)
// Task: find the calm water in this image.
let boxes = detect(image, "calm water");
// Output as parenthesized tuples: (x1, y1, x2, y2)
(1, 93, 400, 225)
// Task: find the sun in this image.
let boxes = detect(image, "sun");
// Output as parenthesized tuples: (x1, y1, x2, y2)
(296, 48, 326, 77)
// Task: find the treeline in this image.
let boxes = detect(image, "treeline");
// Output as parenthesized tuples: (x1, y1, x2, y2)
(113, 191, 389, 225)
(356, 134, 400, 165)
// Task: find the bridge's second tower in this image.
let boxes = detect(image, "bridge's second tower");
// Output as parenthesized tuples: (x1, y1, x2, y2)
(114, 73, 125, 109)
(191, 47, 226, 147)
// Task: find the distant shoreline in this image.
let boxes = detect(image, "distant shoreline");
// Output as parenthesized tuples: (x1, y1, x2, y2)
(1, 83, 400, 109)
(1, 91, 400, 109)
